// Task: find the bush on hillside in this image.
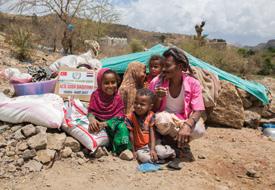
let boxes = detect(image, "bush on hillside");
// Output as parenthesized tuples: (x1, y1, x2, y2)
(130, 39, 144, 53)
(237, 48, 255, 57)
(267, 47, 275, 53)
(258, 58, 275, 75)
(7, 26, 33, 61)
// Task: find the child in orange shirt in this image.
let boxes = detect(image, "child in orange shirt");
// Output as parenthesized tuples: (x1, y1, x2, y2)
(126, 88, 175, 163)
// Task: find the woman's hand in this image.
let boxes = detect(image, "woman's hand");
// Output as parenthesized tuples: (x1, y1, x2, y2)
(88, 117, 101, 133)
(150, 149, 158, 162)
(155, 87, 167, 98)
(176, 124, 192, 148)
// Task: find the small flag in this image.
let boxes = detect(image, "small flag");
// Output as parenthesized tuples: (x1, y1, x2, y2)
(60, 71, 67, 76)
(86, 72, 94, 77)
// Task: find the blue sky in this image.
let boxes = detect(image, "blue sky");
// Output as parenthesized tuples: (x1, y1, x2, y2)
(1, 0, 274, 46)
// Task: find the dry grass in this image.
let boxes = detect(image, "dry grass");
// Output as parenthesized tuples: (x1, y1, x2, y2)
(5, 26, 34, 61)
(178, 39, 244, 74)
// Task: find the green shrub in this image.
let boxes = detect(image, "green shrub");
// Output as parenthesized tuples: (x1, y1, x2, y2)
(9, 27, 33, 61)
(258, 58, 275, 75)
(237, 48, 255, 57)
(267, 47, 275, 53)
(130, 39, 144, 53)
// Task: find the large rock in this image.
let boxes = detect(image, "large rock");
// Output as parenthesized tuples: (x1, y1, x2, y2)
(64, 137, 81, 152)
(7, 139, 17, 147)
(35, 149, 56, 164)
(248, 106, 271, 118)
(27, 133, 47, 150)
(23, 160, 43, 172)
(237, 88, 253, 109)
(11, 125, 24, 132)
(0, 136, 6, 148)
(208, 81, 245, 128)
(7, 164, 16, 172)
(36, 126, 47, 134)
(47, 133, 66, 150)
(6, 151, 16, 157)
(61, 147, 72, 158)
(15, 158, 24, 167)
(16, 141, 28, 151)
(244, 110, 261, 128)
(13, 129, 25, 140)
(21, 124, 37, 138)
(22, 149, 37, 160)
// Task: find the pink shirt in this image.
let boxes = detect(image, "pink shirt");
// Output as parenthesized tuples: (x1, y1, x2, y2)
(149, 73, 205, 120)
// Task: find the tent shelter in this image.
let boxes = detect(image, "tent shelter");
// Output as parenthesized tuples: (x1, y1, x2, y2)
(100, 44, 270, 105)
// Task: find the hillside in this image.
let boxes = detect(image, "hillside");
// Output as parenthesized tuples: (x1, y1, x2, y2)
(0, 12, 274, 76)
(0, 13, 189, 50)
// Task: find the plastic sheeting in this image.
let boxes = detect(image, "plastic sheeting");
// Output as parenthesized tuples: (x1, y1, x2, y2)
(101, 44, 167, 74)
(100, 44, 269, 105)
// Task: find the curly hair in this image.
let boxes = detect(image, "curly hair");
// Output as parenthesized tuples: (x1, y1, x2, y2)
(136, 88, 155, 103)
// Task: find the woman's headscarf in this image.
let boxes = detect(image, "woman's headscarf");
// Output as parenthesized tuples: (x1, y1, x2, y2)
(119, 62, 146, 114)
(88, 68, 124, 121)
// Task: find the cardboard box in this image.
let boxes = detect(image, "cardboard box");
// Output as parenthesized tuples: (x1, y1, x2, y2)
(55, 67, 97, 102)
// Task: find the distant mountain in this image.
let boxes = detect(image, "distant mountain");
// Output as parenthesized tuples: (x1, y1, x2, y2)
(266, 40, 275, 48)
(251, 39, 275, 50)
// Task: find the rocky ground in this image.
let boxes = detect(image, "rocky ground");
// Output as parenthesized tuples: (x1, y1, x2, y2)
(0, 123, 274, 190)
(0, 32, 275, 190)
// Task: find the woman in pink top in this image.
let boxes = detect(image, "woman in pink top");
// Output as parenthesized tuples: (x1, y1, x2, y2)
(149, 48, 205, 161)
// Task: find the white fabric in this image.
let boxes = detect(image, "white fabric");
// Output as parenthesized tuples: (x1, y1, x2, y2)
(155, 111, 206, 140)
(0, 93, 64, 128)
(49, 51, 102, 73)
(166, 84, 184, 113)
(136, 144, 176, 163)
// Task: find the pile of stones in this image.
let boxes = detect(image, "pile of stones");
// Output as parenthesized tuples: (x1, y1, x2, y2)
(0, 122, 92, 179)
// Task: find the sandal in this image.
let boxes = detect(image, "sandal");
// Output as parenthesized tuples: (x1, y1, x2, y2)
(167, 158, 183, 170)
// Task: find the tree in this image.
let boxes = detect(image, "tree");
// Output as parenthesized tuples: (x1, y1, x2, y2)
(6, 0, 85, 24)
(85, 0, 120, 39)
(194, 21, 206, 46)
(3, 0, 119, 53)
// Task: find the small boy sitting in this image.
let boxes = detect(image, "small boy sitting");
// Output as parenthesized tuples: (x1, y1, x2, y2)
(126, 88, 175, 163)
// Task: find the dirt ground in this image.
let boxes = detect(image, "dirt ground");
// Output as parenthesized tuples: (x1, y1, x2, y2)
(0, 34, 275, 190)
(0, 127, 275, 190)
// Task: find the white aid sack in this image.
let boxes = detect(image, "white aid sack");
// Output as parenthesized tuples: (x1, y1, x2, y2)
(0, 68, 32, 83)
(0, 93, 64, 128)
(49, 51, 102, 73)
(62, 98, 109, 152)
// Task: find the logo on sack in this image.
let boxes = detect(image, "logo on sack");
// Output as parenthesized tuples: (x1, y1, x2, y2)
(72, 72, 81, 79)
